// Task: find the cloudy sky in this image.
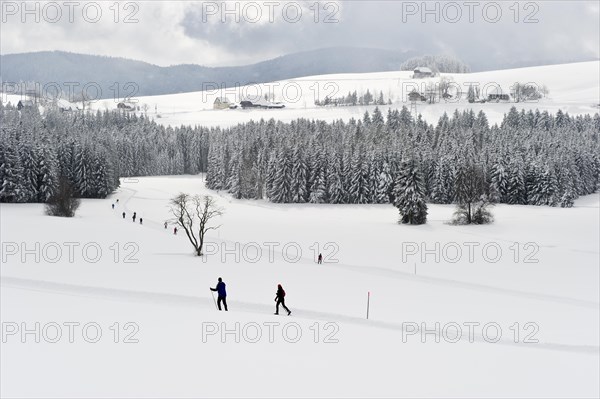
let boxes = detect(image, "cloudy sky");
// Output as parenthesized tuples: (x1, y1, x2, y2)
(1, 0, 598, 69)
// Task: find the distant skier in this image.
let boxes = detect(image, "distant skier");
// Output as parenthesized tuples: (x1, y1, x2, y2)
(318, 253, 323, 264)
(164, 221, 168, 229)
(174, 227, 178, 235)
(139, 218, 143, 225)
(112, 203, 115, 210)
(132, 212, 137, 222)
(210, 277, 228, 311)
(122, 212, 126, 219)
(274, 284, 291, 315)
(116, 199, 119, 204)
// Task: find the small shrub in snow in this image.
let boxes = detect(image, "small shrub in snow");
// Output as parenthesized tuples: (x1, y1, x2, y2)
(45, 176, 80, 217)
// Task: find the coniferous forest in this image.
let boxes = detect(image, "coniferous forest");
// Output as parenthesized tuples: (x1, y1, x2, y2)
(1, 101, 598, 208)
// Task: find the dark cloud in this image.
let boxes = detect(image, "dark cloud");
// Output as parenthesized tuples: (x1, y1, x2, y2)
(1, 1, 597, 69)
(180, 1, 599, 69)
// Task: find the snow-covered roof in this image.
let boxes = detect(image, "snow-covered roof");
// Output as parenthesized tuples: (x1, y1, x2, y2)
(414, 67, 433, 74)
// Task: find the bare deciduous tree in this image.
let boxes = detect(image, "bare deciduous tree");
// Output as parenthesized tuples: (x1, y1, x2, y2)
(169, 193, 224, 256)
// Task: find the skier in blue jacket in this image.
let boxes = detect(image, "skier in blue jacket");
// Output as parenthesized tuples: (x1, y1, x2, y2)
(210, 277, 228, 311)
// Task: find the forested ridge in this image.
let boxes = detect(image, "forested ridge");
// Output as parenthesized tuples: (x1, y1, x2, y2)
(1, 102, 598, 208)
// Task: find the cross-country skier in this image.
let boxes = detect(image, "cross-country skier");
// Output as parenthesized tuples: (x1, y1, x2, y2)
(318, 253, 323, 264)
(210, 277, 228, 311)
(112, 203, 115, 210)
(132, 212, 136, 222)
(122, 212, 126, 219)
(139, 218, 143, 225)
(164, 221, 168, 229)
(274, 284, 291, 315)
(174, 227, 178, 235)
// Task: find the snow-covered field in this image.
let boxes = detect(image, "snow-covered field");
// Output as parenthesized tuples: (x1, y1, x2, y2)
(93, 61, 599, 127)
(1, 175, 599, 398)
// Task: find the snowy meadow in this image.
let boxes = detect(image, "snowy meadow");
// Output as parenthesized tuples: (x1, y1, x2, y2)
(1, 62, 599, 398)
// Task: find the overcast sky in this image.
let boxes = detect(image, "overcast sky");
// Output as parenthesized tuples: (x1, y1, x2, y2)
(1, 1, 598, 69)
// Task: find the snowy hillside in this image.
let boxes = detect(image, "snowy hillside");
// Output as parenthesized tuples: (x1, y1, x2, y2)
(85, 61, 600, 127)
(1, 176, 599, 397)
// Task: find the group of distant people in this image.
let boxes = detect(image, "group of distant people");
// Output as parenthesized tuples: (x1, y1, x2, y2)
(113, 199, 178, 234)
(210, 277, 291, 315)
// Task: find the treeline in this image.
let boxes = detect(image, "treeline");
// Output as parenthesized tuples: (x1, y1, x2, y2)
(206, 107, 599, 207)
(315, 90, 392, 107)
(0, 102, 209, 203)
(2, 101, 598, 209)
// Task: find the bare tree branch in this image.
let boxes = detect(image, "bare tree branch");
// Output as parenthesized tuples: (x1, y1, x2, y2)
(169, 193, 224, 256)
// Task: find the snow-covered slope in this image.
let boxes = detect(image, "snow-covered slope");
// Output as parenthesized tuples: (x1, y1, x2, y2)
(3, 61, 598, 128)
(1, 176, 598, 397)
(89, 61, 599, 127)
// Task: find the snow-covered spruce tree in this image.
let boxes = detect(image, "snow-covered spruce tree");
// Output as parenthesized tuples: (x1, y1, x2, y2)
(206, 146, 224, 190)
(0, 136, 27, 203)
(291, 146, 308, 203)
(505, 158, 527, 205)
(271, 148, 293, 203)
(309, 148, 327, 203)
(327, 155, 346, 204)
(526, 162, 558, 206)
(560, 188, 576, 208)
(36, 145, 58, 202)
(265, 155, 278, 199)
(348, 150, 371, 204)
(392, 158, 428, 225)
(227, 149, 243, 200)
(488, 160, 508, 203)
(374, 157, 393, 204)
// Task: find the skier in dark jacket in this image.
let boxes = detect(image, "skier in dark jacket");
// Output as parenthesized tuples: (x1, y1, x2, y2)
(318, 253, 323, 264)
(139, 218, 143, 225)
(274, 284, 291, 315)
(122, 211, 126, 219)
(132, 212, 137, 222)
(210, 277, 228, 311)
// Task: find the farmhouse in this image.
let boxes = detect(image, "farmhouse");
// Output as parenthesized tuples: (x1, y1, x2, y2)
(408, 90, 426, 102)
(487, 86, 510, 102)
(240, 96, 285, 109)
(117, 102, 135, 111)
(213, 97, 231, 110)
(413, 67, 434, 78)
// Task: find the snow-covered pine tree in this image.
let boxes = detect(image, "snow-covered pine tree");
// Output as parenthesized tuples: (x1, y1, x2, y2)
(291, 146, 308, 203)
(392, 158, 428, 225)
(271, 148, 293, 203)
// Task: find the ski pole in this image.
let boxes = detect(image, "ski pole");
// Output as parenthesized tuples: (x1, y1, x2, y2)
(210, 290, 218, 310)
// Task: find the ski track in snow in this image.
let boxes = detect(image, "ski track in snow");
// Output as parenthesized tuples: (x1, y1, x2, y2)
(115, 185, 600, 311)
(2, 276, 598, 355)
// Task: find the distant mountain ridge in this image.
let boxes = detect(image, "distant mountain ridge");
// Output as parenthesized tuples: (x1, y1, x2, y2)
(0, 47, 418, 99)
